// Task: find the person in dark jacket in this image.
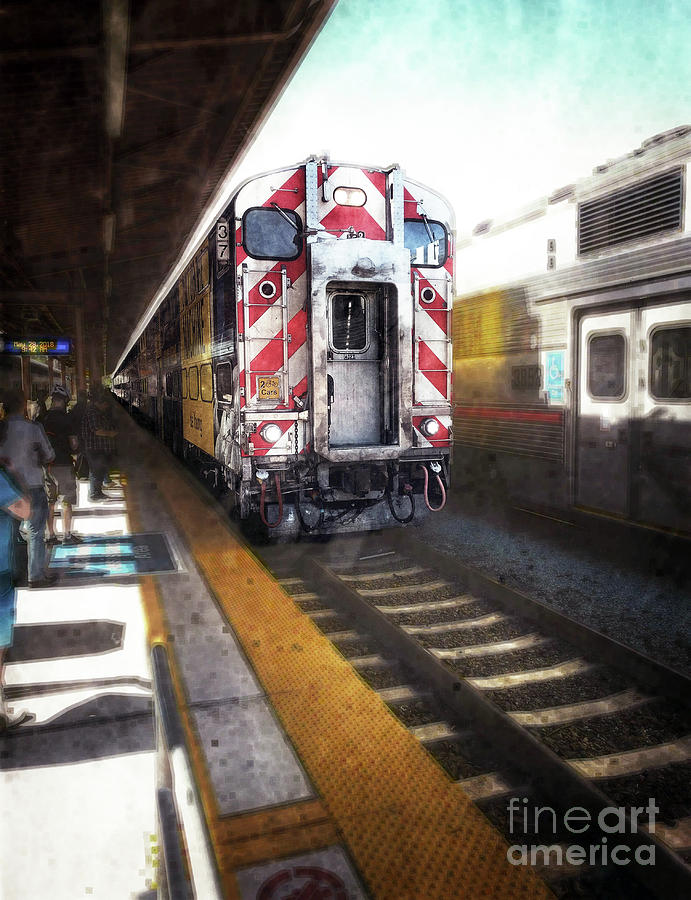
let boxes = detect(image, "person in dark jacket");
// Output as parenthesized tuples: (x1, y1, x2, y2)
(0, 390, 56, 588)
(43, 386, 81, 545)
(82, 388, 118, 502)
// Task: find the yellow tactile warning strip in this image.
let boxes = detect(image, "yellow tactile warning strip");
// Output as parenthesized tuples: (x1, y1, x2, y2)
(137, 464, 552, 899)
(124, 481, 341, 899)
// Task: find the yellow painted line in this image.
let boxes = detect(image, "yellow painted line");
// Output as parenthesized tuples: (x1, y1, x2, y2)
(349, 654, 393, 669)
(337, 566, 426, 582)
(469, 659, 593, 691)
(409, 722, 461, 743)
(402, 611, 507, 634)
(377, 686, 429, 703)
(509, 690, 650, 727)
(431, 634, 546, 660)
(376, 595, 476, 615)
(150, 463, 552, 899)
(569, 735, 691, 779)
(458, 773, 515, 802)
(358, 579, 450, 597)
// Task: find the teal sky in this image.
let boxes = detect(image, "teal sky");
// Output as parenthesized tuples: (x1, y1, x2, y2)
(231, 0, 691, 232)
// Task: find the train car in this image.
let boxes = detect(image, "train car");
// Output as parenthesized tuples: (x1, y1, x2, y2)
(114, 157, 455, 537)
(453, 126, 691, 536)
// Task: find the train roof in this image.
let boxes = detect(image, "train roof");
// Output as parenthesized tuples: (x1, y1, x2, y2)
(463, 126, 691, 241)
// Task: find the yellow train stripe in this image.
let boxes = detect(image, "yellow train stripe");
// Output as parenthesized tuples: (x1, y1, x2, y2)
(146, 464, 552, 899)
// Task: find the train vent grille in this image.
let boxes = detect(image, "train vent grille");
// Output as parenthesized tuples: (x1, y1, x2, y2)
(578, 167, 683, 255)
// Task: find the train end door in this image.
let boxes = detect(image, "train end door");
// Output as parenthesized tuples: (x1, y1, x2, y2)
(637, 303, 691, 533)
(576, 310, 634, 516)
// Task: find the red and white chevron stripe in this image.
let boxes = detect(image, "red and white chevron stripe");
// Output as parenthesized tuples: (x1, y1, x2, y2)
(412, 415, 452, 448)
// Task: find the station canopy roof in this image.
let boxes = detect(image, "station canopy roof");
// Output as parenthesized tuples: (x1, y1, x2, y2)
(1, 0, 335, 373)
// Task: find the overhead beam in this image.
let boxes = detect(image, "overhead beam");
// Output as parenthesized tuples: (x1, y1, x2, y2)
(0, 26, 303, 62)
(105, 0, 130, 140)
(0, 291, 96, 305)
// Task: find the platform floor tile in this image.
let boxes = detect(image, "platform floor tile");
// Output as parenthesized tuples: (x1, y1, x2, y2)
(190, 696, 314, 816)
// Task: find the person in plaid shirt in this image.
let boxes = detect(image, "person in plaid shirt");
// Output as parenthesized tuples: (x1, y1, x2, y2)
(82, 388, 118, 502)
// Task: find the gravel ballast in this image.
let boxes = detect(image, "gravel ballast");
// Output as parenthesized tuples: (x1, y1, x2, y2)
(412, 501, 690, 674)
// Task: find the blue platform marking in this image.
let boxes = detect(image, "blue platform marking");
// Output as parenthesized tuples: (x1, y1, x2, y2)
(50, 533, 177, 578)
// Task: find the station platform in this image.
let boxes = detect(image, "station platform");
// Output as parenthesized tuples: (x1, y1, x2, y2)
(1, 408, 552, 900)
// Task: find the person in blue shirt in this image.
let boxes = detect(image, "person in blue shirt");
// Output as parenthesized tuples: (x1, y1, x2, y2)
(0, 389, 56, 587)
(0, 465, 31, 730)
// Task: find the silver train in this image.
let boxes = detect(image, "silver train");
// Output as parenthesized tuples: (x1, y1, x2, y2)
(453, 126, 691, 536)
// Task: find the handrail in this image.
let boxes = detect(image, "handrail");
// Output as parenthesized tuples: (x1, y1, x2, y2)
(152, 644, 223, 900)
(157, 788, 193, 900)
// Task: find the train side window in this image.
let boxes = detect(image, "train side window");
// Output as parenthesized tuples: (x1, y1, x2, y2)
(216, 362, 233, 401)
(243, 207, 302, 260)
(404, 219, 448, 268)
(587, 332, 626, 399)
(650, 325, 691, 399)
(199, 249, 209, 289)
(181, 368, 188, 399)
(189, 366, 199, 400)
(200, 363, 213, 402)
(187, 265, 196, 298)
(331, 294, 368, 351)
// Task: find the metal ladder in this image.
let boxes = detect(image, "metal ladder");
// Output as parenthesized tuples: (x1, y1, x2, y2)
(240, 263, 289, 406)
(413, 269, 453, 404)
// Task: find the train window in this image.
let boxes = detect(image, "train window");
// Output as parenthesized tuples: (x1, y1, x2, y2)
(243, 207, 302, 260)
(181, 368, 188, 399)
(189, 365, 199, 400)
(404, 219, 447, 267)
(216, 362, 232, 401)
(650, 326, 691, 400)
(200, 363, 213, 402)
(199, 249, 209, 289)
(331, 294, 368, 351)
(165, 373, 172, 397)
(588, 333, 626, 399)
(187, 265, 197, 297)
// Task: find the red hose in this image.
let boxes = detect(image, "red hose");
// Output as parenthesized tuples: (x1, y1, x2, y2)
(259, 473, 283, 528)
(418, 464, 446, 512)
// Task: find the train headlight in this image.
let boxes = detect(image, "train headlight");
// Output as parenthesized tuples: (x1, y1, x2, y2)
(260, 423, 282, 443)
(420, 417, 440, 437)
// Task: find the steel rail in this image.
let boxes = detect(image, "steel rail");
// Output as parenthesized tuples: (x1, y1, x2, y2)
(284, 543, 691, 900)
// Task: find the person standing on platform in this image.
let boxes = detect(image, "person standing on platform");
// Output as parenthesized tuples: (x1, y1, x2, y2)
(0, 465, 32, 729)
(82, 388, 118, 502)
(33, 388, 48, 423)
(0, 389, 56, 588)
(43, 385, 81, 545)
(69, 389, 90, 482)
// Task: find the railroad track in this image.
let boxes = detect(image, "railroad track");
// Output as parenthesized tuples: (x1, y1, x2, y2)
(263, 532, 691, 899)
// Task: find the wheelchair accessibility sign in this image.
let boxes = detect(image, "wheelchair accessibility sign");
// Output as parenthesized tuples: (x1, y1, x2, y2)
(545, 351, 565, 402)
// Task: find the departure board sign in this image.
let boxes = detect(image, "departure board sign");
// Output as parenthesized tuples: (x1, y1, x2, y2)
(3, 338, 71, 354)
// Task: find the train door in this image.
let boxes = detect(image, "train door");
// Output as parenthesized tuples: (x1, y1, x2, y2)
(637, 301, 691, 532)
(576, 309, 634, 516)
(327, 289, 382, 448)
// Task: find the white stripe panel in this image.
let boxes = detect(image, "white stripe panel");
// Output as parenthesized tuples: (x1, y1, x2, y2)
(317, 166, 387, 233)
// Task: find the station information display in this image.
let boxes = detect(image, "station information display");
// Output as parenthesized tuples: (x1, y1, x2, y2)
(2, 338, 71, 354)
